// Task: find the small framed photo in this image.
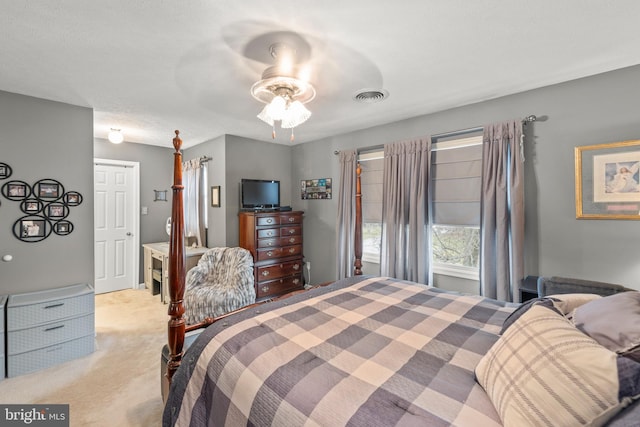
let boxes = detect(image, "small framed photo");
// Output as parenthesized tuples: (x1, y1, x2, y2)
(154, 189, 168, 202)
(47, 203, 66, 218)
(21, 199, 43, 214)
(2, 180, 30, 200)
(211, 186, 221, 207)
(0, 162, 12, 179)
(38, 182, 61, 199)
(53, 220, 73, 235)
(64, 191, 83, 206)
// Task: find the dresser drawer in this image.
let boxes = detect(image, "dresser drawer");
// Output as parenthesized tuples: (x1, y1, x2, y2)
(256, 274, 303, 299)
(280, 235, 302, 246)
(257, 244, 302, 261)
(280, 213, 302, 225)
(8, 335, 95, 378)
(257, 238, 279, 248)
(280, 226, 301, 236)
(256, 260, 304, 281)
(256, 216, 279, 226)
(8, 313, 94, 355)
(8, 284, 94, 330)
(257, 228, 279, 239)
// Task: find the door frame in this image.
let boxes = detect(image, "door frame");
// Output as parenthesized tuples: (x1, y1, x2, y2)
(94, 158, 141, 290)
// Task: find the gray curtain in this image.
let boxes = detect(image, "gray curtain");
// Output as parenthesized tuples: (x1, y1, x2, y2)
(381, 138, 430, 284)
(183, 158, 207, 247)
(480, 120, 525, 302)
(336, 149, 357, 279)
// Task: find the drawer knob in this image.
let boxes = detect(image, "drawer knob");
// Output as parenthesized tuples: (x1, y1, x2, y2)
(293, 264, 300, 270)
(288, 217, 295, 222)
(293, 278, 300, 285)
(289, 237, 295, 243)
(289, 248, 295, 253)
(261, 286, 269, 293)
(289, 229, 295, 234)
(261, 271, 270, 276)
(267, 251, 273, 257)
(267, 219, 273, 224)
(267, 231, 273, 236)
(267, 241, 273, 246)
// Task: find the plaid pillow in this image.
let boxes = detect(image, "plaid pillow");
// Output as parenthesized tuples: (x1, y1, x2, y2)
(476, 303, 640, 426)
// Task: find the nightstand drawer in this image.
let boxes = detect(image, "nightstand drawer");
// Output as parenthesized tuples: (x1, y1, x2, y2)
(8, 313, 94, 355)
(256, 216, 280, 226)
(257, 228, 279, 239)
(280, 226, 301, 236)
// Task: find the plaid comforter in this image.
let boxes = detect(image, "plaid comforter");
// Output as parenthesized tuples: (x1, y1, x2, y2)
(163, 276, 516, 426)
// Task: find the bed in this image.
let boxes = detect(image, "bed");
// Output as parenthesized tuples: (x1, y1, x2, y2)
(162, 131, 640, 426)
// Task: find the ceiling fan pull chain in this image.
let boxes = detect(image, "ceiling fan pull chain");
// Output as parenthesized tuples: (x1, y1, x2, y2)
(272, 125, 276, 139)
(290, 128, 295, 142)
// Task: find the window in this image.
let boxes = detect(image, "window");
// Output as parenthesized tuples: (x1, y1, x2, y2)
(358, 150, 384, 264)
(431, 133, 483, 279)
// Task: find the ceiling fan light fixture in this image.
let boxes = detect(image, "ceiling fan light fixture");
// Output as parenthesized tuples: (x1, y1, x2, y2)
(108, 128, 124, 144)
(251, 43, 316, 142)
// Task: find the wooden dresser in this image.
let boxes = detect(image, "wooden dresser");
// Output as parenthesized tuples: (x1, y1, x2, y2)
(239, 210, 304, 300)
(6, 284, 95, 377)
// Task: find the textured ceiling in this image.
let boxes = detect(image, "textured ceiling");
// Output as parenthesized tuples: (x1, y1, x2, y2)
(2, 1, 640, 148)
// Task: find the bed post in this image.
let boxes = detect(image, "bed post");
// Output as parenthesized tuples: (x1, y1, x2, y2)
(166, 130, 186, 385)
(354, 162, 363, 275)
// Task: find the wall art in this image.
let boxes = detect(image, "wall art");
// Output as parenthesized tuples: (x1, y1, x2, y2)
(575, 139, 640, 219)
(301, 178, 332, 200)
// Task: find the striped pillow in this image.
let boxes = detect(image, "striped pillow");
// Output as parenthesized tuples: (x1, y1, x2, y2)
(476, 303, 640, 426)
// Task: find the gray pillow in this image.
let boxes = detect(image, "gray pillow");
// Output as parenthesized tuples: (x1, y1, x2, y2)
(573, 291, 640, 360)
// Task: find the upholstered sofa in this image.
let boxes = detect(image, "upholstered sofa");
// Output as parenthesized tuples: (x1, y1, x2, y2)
(537, 276, 634, 298)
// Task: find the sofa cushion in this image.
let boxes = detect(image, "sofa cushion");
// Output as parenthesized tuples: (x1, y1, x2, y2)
(476, 303, 640, 426)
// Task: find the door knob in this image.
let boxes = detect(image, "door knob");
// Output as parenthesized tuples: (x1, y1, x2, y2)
(126, 232, 133, 236)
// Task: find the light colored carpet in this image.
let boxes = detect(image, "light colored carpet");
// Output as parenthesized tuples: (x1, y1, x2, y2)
(0, 288, 168, 426)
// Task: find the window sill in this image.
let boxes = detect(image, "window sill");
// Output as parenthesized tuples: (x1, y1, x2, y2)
(432, 263, 479, 281)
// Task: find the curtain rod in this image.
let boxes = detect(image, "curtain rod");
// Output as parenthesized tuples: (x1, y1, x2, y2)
(199, 156, 212, 163)
(333, 115, 538, 155)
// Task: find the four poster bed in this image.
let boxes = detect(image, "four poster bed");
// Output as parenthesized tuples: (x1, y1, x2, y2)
(162, 131, 639, 426)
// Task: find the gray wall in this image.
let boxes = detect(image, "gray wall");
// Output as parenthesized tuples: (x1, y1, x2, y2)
(293, 64, 640, 290)
(224, 135, 294, 247)
(0, 91, 94, 295)
(94, 138, 174, 283)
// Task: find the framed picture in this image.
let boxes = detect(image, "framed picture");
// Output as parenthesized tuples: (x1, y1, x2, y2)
(154, 190, 168, 201)
(64, 191, 83, 206)
(47, 203, 66, 218)
(21, 199, 43, 214)
(34, 179, 63, 200)
(13, 217, 51, 242)
(2, 180, 30, 200)
(0, 162, 12, 179)
(53, 220, 73, 235)
(211, 186, 221, 207)
(575, 139, 640, 219)
(301, 178, 332, 200)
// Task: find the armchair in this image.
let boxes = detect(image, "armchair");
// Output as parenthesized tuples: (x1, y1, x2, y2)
(183, 247, 255, 325)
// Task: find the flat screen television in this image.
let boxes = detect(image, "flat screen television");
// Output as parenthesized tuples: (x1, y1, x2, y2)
(241, 179, 280, 210)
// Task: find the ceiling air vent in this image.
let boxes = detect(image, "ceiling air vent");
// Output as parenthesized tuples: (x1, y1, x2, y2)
(353, 89, 389, 103)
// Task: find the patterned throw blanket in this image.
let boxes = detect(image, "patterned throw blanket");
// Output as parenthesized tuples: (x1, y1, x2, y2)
(164, 276, 516, 426)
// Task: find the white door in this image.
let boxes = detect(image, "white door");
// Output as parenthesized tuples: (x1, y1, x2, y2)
(94, 159, 140, 294)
